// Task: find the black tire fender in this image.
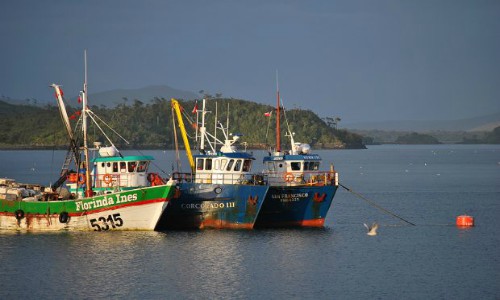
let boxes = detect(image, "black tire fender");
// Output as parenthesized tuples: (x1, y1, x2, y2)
(59, 211, 69, 223)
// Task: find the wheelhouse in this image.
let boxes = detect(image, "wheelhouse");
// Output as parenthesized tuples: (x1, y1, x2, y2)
(263, 147, 337, 187)
(193, 152, 256, 184)
(66, 155, 155, 197)
(92, 155, 154, 188)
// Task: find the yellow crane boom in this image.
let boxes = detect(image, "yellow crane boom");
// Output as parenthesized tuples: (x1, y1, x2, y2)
(171, 98, 195, 172)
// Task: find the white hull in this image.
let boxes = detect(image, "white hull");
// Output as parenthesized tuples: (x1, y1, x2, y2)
(0, 201, 168, 231)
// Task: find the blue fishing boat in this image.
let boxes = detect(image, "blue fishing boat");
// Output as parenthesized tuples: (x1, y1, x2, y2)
(255, 80, 339, 228)
(155, 99, 268, 229)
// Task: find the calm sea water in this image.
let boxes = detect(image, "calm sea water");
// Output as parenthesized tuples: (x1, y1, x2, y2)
(1, 145, 499, 299)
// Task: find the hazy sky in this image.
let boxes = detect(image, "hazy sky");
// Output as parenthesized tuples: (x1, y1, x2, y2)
(1, 0, 499, 123)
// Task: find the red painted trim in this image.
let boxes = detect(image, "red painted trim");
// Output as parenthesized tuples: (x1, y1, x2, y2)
(69, 197, 170, 216)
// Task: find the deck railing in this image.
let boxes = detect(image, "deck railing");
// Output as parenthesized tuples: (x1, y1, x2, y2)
(265, 170, 338, 186)
(171, 172, 268, 186)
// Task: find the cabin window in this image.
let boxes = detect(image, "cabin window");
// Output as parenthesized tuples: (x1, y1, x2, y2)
(128, 161, 137, 172)
(242, 160, 251, 172)
(113, 162, 118, 172)
(101, 163, 105, 168)
(304, 162, 319, 171)
(234, 160, 242, 171)
(220, 159, 227, 170)
(214, 159, 220, 170)
(226, 159, 235, 171)
(137, 161, 148, 172)
(120, 162, 126, 172)
(291, 162, 301, 171)
(106, 162, 111, 168)
(197, 158, 204, 170)
(205, 159, 212, 170)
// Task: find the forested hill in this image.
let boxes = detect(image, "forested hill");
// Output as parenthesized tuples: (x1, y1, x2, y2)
(0, 98, 365, 149)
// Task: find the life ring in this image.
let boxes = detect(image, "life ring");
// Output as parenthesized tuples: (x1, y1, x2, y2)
(103, 174, 113, 184)
(284, 172, 294, 183)
(214, 186, 222, 194)
(59, 211, 69, 223)
(15, 209, 24, 220)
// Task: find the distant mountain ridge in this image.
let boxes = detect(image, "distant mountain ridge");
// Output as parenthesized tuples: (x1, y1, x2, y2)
(2, 85, 498, 132)
(344, 112, 500, 132)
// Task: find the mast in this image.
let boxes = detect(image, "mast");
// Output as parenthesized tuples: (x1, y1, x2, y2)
(199, 99, 207, 151)
(82, 50, 93, 197)
(276, 70, 281, 153)
(195, 100, 199, 150)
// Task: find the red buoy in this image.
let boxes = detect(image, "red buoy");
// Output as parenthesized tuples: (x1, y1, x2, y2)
(456, 215, 474, 227)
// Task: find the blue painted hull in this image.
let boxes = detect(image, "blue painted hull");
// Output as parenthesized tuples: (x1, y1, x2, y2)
(156, 183, 268, 229)
(255, 185, 337, 228)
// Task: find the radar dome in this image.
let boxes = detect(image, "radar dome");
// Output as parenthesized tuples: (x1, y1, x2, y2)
(299, 143, 311, 154)
(99, 146, 118, 157)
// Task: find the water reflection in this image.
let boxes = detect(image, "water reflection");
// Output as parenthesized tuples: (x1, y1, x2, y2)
(1, 146, 499, 299)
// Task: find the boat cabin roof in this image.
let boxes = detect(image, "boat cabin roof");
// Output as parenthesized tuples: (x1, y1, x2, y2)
(92, 155, 155, 163)
(194, 152, 255, 160)
(263, 153, 321, 162)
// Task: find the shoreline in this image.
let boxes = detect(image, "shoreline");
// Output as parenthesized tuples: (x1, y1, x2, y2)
(0, 145, 367, 150)
(2, 143, 498, 151)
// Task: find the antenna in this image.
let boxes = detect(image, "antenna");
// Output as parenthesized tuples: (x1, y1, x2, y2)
(226, 103, 230, 134)
(276, 70, 281, 152)
(214, 101, 218, 151)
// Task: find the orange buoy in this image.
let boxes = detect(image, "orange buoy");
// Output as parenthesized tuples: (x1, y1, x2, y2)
(456, 215, 474, 227)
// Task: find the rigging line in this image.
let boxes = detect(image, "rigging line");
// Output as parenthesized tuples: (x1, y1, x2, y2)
(265, 111, 271, 146)
(339, 183, 416, 226)
(85, 112, 120, 150)
(134, 149, 169, 175)
(180, 105, 196, 125)
(175, 101, 199, 140)
(87, 110, 130, 145)
(280, 97, 293, 136)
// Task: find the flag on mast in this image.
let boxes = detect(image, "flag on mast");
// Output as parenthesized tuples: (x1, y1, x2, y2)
(192, 101, 198, 113)
(264, 111, 272, 117)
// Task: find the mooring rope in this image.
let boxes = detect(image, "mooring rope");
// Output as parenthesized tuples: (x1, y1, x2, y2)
(339, 183, 416, 226)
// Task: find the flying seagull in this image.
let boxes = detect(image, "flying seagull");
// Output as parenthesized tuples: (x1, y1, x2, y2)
(364, 222, 378, 236)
